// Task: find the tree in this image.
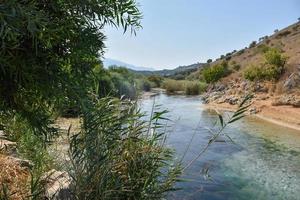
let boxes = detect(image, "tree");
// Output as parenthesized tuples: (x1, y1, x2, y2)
(249, 41, 257, 48)
(0, 0, 142, 139)
(207, 59, 213, 63)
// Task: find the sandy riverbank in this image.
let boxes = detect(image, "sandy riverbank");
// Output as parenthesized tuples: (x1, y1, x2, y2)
(205, 99, 300, 131)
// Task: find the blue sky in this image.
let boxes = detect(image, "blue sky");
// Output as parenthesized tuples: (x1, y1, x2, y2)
(104, 0, 300, 69)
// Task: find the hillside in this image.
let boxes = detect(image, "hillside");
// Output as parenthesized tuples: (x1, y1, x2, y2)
(195, 21, 300, 130)
(133, 62, 205, 79)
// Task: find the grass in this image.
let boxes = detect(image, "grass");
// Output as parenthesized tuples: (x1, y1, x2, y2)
(162, 79, 207, 95)
(69, 97, 182, 199)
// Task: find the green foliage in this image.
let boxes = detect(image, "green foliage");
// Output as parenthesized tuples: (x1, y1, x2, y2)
(264, 48, 287, 67)
(185, 81, 207, 95)
(237, 49, 245, 56)
(249, 41, 257, 48)
(244, 48, 286, 81)
(202, 61, 230, 83)
(69, 97, 181, 199)
(162, 79, 185, 93)
(207, 59, 213, 63)
(0, 0, 142, 139)
(162, 80, 207, 95)
(147, 75, 163, 87)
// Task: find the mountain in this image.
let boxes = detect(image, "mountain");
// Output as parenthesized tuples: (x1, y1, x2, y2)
(132, 63, 205, 79)
(103, 58, 155, 71)
(104, 58, 205, 79)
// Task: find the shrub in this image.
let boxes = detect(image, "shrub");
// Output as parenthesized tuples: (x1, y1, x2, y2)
(237, 49, 245, 56)
(244, 48, 286, 81)
(162, 79, 185, 93)
(69, 97, 181, 199)
(202, 61, 230, 83)
(207, 59, 213, 63)
(147, 75, 163, 87)
(184, 82, 200, 95)
(249, 41, 257, 48)
(264, 48, 287, 67)
(137, 79, 151, 91)
(243, 65, 266, 81)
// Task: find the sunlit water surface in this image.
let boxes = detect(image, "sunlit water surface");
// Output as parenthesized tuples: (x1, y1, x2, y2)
(140, 93, 300, 200)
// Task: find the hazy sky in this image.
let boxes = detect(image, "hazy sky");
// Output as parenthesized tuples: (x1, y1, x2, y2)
(104, 0, 300, 69)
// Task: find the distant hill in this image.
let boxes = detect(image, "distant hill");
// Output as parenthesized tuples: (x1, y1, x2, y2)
(132, 63, 205, 79)
(103, 58, 155, 71)
(104, 58, 205, 79)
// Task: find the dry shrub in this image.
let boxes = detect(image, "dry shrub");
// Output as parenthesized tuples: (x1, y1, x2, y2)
(0, 155, 30, 200)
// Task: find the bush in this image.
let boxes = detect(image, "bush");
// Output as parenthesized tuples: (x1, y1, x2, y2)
(244, 48, 286, 81)
(264, 48, 287, 67)
(207, 59, 213, 63)
(162, 79, 185, 93)
(237, 49, 245, 56)
(136, 79, 152, 92)
(69, 97, 181, 199)
(249, 41, 257, 48)
(147, 75, 163, 87)
(185, 82, 200, 95)
(202, 61, 230, 83)
(243, 65, 265, 81)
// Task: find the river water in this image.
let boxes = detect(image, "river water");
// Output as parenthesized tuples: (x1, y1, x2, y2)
(140, 93, 300, 200)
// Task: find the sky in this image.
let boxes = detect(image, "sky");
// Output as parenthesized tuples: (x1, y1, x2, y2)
(104, 0, 300, 69)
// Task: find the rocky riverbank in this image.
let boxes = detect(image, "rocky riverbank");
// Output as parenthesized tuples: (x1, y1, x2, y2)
(201, 70, 300, 131)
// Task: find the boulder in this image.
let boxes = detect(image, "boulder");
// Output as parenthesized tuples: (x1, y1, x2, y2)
(283, 72, 300, 90)
(43, 169, 72, 200)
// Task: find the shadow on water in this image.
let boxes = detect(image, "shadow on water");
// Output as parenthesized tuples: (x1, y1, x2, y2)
(140, 93, 300, 200)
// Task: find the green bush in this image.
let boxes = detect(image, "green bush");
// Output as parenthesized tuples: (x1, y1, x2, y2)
(249, 41, 257, 48)
(162, 79, 185, 93)
(136, 79, 152, 92)
(147, 75, 163, 87)
(202, 61, 230, 83)
(69, 97, 181, 199)
(244, 48, 286, 81)
(185, 82, 200, 95)
(264, 48, 287, 67)
(243, 65, 265, 81)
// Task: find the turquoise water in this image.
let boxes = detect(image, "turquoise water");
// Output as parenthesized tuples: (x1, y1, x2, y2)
(141, 93, 300, 200)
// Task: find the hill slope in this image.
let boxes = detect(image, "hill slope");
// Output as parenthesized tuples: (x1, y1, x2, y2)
(197, 21, 300, 130)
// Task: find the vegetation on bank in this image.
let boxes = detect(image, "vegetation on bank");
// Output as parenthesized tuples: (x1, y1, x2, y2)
(162, 79, 207, 95)
(244, 48, 287, 81)
(0, 1, 182, 199)
(202, 61, 231, 83)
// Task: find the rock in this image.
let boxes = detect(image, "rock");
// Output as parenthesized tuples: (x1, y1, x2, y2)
(249, 107, 258, 115)
(43, 169, 72, 200)
(0, 139, 17, 154)
(283, 72, 300, 90)
(4, 156, 33, 169)
(271, 95, 300, 107)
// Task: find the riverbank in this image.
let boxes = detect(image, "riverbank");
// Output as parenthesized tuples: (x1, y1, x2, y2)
(205, 98, 300, 131)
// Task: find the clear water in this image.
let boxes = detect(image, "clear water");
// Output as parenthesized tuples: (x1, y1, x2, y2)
(140, 93, 300, 200)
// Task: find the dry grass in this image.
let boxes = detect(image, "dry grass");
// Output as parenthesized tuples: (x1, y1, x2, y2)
(0, 155, 30, 200)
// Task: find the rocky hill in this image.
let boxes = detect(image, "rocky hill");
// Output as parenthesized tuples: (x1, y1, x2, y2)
(198, 21, 300, 130)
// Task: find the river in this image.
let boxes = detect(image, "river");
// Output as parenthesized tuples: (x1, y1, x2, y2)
(140, 93, 300, 200)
